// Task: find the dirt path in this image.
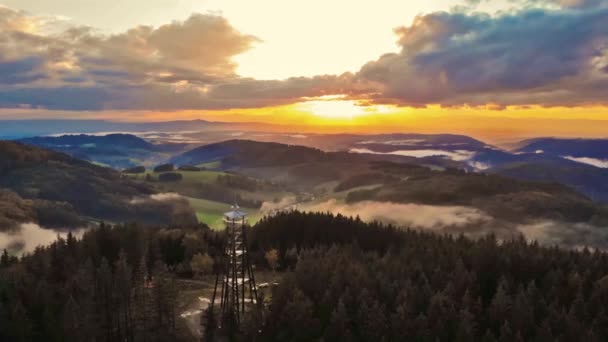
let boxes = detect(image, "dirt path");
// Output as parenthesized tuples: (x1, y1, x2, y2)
(179, 296, 211, 339)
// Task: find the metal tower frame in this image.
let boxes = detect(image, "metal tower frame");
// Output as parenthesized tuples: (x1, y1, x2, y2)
(206, 205, 259, 331)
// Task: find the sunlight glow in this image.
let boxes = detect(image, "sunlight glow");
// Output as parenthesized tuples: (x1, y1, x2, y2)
(295, 96, 399, 119)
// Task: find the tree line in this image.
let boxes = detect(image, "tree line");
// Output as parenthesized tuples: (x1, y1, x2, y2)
(244, 211, 608, 341)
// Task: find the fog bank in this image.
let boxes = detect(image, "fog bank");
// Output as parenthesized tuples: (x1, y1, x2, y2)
(302, 199, 491, 230)
(0, 223, 86, 255)
(300, 199, 608, 249)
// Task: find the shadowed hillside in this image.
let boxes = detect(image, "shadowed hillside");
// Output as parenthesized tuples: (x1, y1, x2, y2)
(19, 134, 190, 169)
(0, 141, 197, 227)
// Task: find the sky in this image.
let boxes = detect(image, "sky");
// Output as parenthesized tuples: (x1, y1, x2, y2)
(0, 0, 607, 140)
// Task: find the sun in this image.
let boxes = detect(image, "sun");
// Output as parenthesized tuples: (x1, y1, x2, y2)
(295, 95, 397, 120)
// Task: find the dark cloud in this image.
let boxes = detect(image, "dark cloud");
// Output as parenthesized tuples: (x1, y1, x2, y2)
(1, 5, 608, 111)
(0, 57, 45, 84)
(467, 0, 608, 9)
(0, 86, 112, 110)
(558, 0, 608, 8)
(0, 7, 364, 111)
(357, 8, 608, 107)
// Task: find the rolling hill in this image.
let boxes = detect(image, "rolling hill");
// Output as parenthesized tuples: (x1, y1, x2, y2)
(516, 137, 608, 160)
(171, 140, 608, 227)
(341, 161, 608, 225)
(0, 141, 197, 228)
(19, 134, 189, 169)
(488, 158, 608, 202)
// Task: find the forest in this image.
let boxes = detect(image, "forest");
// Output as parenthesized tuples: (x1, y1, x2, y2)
(3, 212, 608, 341)
(0, 222, 223, 341)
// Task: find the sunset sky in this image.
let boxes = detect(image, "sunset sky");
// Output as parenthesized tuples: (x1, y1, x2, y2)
(1, 0, 607, 141)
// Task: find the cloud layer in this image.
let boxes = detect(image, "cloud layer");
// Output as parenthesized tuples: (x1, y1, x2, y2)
(1, 2, 608, 111)
(357, 7, 608, 107)
(302, 199, 608, 249)
(303, 199, 492, 230)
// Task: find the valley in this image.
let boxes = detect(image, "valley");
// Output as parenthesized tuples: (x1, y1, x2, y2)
(4, 131, 608, 250)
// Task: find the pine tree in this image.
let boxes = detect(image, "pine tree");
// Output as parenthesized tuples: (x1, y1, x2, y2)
(62, 296, 81, 342)
(0, 249, 9, 267)
(280, 289, 320, 340)
(481, 329, 497, 342)
(456, 308, 477, 342)
(498, 321, 515, 342)
(97, 258, 114, 341)
(115, 251, 133, 341)
(490, 277, 511, 331)
(10, 298, 31, 342)
(534, 320, 554, 342)
(133, 256, 150, 341)
(326, 297, 352, 341)
(76, 259, 98, 341)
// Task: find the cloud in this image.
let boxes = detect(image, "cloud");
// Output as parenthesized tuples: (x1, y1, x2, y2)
(260, 196, 298, 214)
(149, 192, 184, 201)
(130, 192, 183, 204)
(0, 7, 278, 110)
(0, 6, 367, 111)
(562, 155, 608, 168)
(557, 0, 608, 8)
(517, 220, 608, 249)
(0, 223, 85, 255)
(356, 7, 608, 107)
(466, 0, 608, 10)
(350, 147, 476, 161)
(300, 199, 608, 249)
(0, 57, 45, 84)
(533, 0, 608, 9)
(2, 4, 608, 111)
(80, 13, 259, 81)
(302, 199, 492, 230)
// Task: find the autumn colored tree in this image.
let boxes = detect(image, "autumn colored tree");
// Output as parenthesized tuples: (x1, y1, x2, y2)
(265, 248, 279, 273)
(190, 252, 214, 278)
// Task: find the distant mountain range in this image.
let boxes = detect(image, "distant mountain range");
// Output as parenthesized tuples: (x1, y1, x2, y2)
(0, 119, 222, 139)
(515, 137, 608, 165)
(336, 135, 608, 203)
(19, 134, 189, 169)
(11, 131, 608, 204)
(0, 119, 284, 139)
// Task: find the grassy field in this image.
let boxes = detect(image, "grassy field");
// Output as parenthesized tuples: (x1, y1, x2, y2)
(126, 169, 288, 229)
(197, 160, 222, 170)
(177, 170, 227, 183)
(127, 170, 226, 183)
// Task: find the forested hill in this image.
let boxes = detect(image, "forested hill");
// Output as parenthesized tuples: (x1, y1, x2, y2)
(20, 134, 156, 151)
(0, 222, 220, 341)
(4, 212, 608, 341)
(171, 139, 337, 167)
(0, 141, 197, 227)
(248, 212, 608, 341)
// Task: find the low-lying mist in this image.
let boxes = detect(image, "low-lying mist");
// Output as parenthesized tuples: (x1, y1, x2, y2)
(303, 199, 491, 230)
(300, 199, 608, 250)
(130, 192, 184, 204)
(0, 223, 86, 255)
(517, 220, 608, 250)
